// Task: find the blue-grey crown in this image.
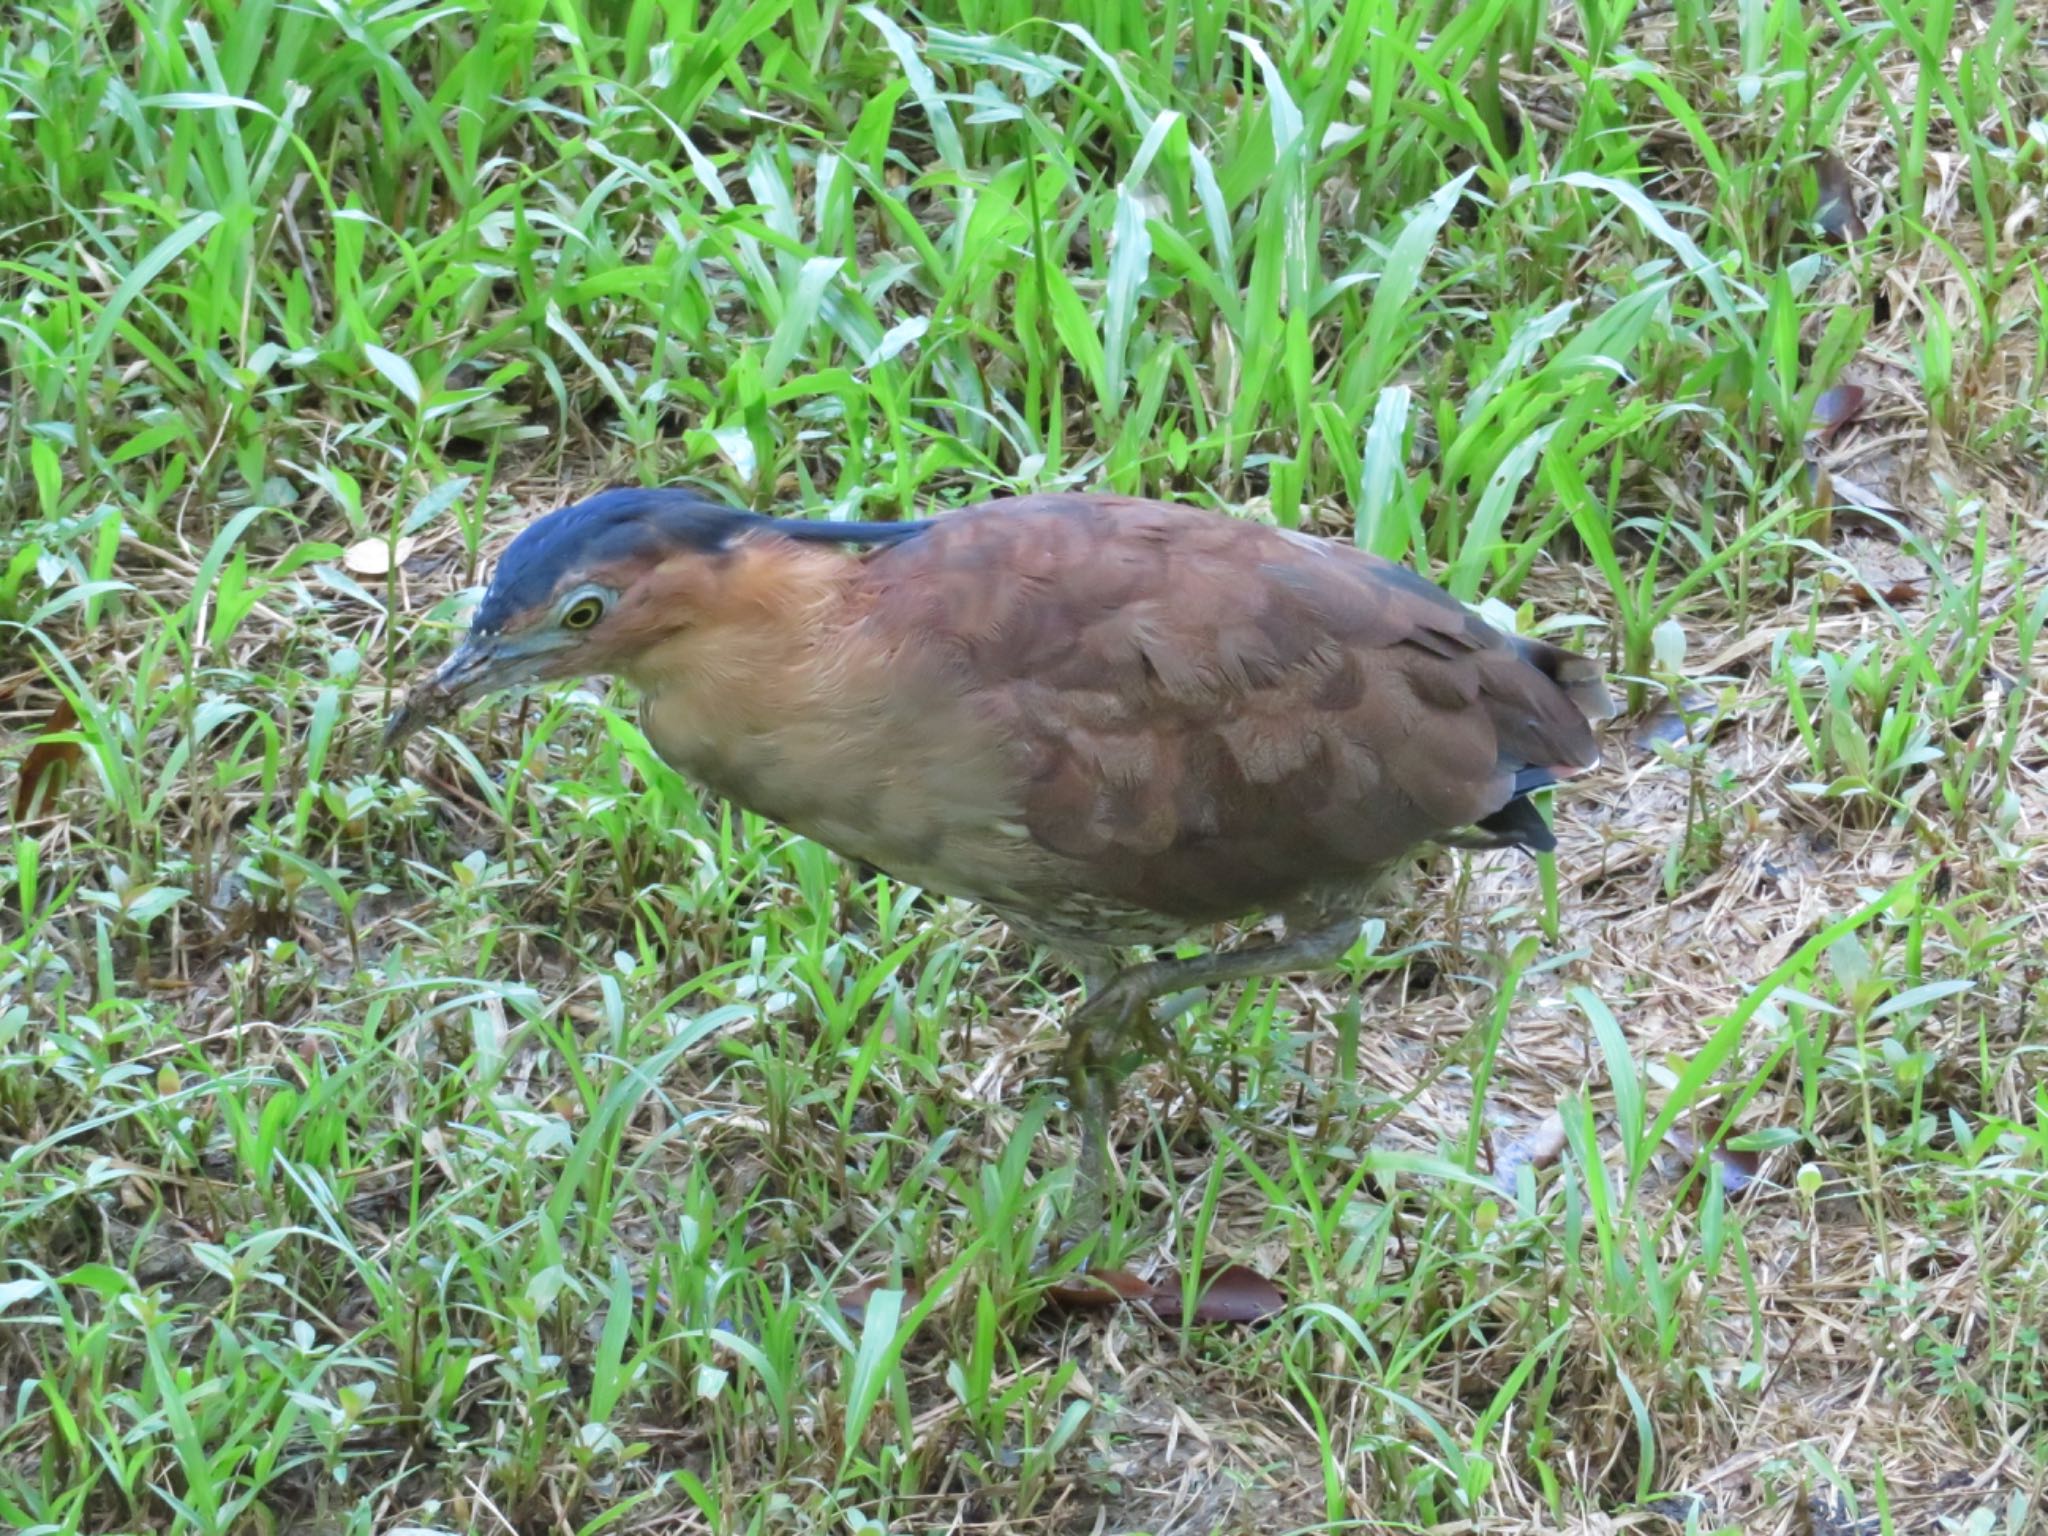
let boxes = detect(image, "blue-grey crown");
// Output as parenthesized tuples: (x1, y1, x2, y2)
(474, 488, 927, 633)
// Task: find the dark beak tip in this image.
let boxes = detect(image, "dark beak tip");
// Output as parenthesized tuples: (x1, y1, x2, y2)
(378, 706, 418, 756)
(379, 633, 504, 755)
(380, 687, 446, 755)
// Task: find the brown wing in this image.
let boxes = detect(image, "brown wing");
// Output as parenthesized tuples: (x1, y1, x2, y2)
(859, 494, 1607, 926)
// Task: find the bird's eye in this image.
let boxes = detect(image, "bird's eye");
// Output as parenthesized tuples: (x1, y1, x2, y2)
(561, 595, 607, 631)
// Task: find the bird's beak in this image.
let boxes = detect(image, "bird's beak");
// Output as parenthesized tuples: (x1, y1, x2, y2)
(380, 630, 562, 753)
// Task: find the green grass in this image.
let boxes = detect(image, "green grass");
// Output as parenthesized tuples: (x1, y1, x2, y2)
(3, 1, 2045, 1532)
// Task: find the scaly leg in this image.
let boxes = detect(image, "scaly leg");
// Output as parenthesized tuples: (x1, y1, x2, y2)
(1054, 916, 1365, 1255)
(1055, 951, 1121, 1251)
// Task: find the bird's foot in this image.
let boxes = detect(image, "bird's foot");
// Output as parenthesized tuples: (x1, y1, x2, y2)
(1069, 967, 1155, 1035)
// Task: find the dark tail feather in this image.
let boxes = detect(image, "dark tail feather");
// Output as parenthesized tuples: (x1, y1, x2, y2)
(1457, 638, 1610, 858)
(1445, 782, 1557, 854)
(1445, 768, 1576, 854)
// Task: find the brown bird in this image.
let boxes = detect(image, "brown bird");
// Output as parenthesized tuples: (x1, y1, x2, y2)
(384, 488, 1611, 1241)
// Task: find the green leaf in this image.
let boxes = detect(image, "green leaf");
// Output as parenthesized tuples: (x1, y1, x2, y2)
(1102, 184, 1156, 404)
(1448, 422, 1553, 601)
(1043, 263, 1107, 401)
(1363, 171, 1472, 391)
(840, 1285, 904, 1457)
(80, 210, 223, 381)
(1357, 386, 1415, 560)
(1555, 171, 1750, 327)
(0, 1279, 48, 1314)
(1579, 987, 1645, 1178)
(857, 8, 963, 173)
(122, 886, 188, 925)
(364, 344, 421, 408)
(1644, 865, 1937, 1161)
(764, 256, 843, 387)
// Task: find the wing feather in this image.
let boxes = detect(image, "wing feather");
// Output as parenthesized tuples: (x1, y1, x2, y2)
(860, 494, 1608, 925)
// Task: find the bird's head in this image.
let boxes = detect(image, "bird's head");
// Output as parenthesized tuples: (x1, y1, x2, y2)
(381, 487, 922, 750)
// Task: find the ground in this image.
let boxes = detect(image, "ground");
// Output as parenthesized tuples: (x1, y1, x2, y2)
(1, 2, 2045, 1534)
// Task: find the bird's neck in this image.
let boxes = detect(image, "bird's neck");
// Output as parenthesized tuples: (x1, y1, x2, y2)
(624, 537, 1037, 898)
(624, 543, 877, 809)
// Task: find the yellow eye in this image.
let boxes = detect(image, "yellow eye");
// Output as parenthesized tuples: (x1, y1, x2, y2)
(561, 596, 606, 631)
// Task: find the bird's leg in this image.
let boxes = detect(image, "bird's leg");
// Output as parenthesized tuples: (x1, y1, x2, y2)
(1055, 953, 1124, 1257)
(1080, 916, 1367, 1049)
(1054, 917, 1364, 1256)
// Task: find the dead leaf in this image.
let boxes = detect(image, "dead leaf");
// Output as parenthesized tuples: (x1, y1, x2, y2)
(1805, 457, 1834, 509)
(13, 698, 82, 821)
(1808, 383, 1867, 443)
(1814, 153, 1867, 243)
(1802, 461, 1905, 532)
(1825, 472, 1902, 519)
(1664, 1127, 1766, 1196)
(342, 535, 417, 576)
(1042, 1262, 1286, 1326)
(836, 1277, 924, 1325)
(1712, 1144, 1764, 1194)
(1836, 578, 1924, 609)
(1147, 1263, 1286, 1325)
(1044, 1267, 1155, 1310)
(1698, 625, 1794, 677)
(1494, 1109, 1569, 1190)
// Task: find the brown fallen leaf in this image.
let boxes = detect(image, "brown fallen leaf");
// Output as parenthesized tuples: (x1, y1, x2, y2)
(1043, 1267, 1155, 1310)
(1808, 382, 1867, 443)
(1698, 624, 1795, 677)
(836, 1277, 925, 1325)
(13, 698, 82, 821)
(1664, 1127, 1766, 1196)
(342, 534, 418, 576)
(1805, 457, 1834, 508)
(1825, 471, 1901, 519)
(1042, 1261, 1286, 1326)
(1802, 460, 1905, 533)
(1493, 1109, 1569, 1190)
(1147, 1263, 1286, 1325)
(1837, 578, 1924, 609)
(1814, 152, 1867, 243)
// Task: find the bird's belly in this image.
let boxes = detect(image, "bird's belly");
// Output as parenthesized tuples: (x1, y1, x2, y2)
(634, 690, 1363, 951)
(638, 695, 1054, 908)
(991, 895, 1203, 951)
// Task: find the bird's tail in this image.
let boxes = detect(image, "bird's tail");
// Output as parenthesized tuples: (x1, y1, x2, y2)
(1514, 635, 1618, 737)
(1451, 634, 1613, 855)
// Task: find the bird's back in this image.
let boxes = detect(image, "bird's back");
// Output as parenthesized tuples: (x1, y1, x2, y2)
(852, 494, 1607, 939)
